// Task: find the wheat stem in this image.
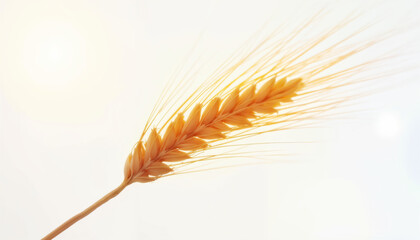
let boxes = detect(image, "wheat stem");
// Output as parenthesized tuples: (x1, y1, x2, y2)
(42, 181, 128, 240)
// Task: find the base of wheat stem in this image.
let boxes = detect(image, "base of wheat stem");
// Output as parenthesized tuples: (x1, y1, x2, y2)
(42, 181, 128, 240)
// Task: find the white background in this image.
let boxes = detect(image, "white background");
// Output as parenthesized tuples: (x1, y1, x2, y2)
(0, 0, 420, 239)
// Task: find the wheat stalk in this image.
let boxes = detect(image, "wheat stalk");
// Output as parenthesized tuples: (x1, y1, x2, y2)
(42, 16, 396, 239)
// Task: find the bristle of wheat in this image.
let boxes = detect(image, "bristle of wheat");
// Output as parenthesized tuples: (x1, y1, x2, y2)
(124, 77, 304, 183)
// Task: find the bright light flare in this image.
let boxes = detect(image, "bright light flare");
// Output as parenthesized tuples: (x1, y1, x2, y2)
(375, 112, 402, 138)
(21, 21, 86, 87)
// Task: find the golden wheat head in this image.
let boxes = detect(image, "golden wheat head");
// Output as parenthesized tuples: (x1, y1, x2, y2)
(42, 13, 400, 239)
(123, 77, 304, 183)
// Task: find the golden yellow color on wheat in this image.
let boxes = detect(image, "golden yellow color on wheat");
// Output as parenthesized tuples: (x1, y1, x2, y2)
(121, 16, 387, 184)
(124, 77, 304, 183)
(42, 14, 398, 239)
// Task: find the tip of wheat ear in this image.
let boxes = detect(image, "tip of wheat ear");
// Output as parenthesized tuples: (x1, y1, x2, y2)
(124, 76, 303, 183)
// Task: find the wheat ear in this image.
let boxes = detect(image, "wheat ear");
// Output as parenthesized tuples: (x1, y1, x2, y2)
(42, 17, 394, 239)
